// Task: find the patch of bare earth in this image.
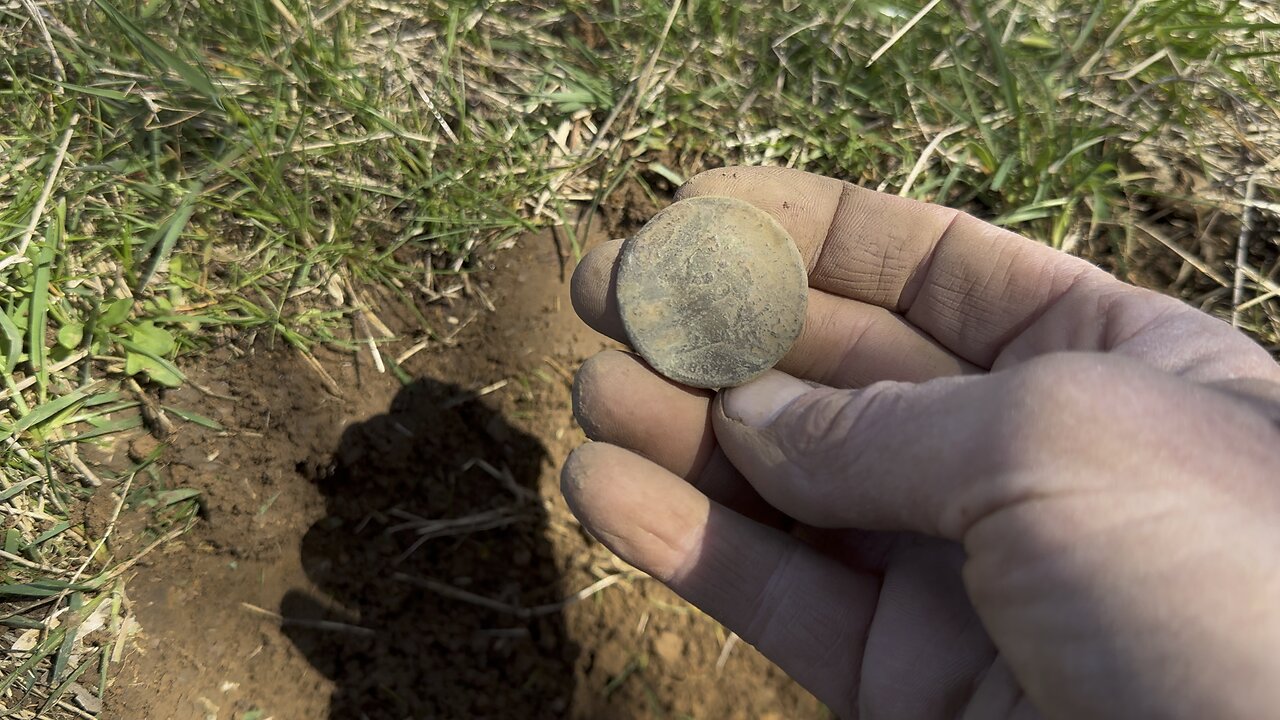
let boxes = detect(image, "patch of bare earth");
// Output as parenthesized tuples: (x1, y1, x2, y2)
(101, 199, 827, 718)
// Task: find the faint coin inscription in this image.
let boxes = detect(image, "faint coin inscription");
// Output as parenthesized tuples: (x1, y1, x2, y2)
(615, 196, 808, 389)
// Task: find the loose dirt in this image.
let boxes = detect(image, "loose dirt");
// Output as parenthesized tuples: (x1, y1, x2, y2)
(101, 197, 828, 718)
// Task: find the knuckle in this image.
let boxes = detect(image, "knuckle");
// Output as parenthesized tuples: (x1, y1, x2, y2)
(779, 384, 909, 507)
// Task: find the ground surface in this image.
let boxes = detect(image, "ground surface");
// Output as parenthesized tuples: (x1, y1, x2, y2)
(101, 201, 828, 719)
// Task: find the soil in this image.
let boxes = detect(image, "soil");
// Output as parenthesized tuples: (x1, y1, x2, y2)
(100, 196, 828, 718)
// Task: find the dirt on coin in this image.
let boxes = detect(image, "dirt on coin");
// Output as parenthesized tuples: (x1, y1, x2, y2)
(102, 193, 829, 719)
(616, 196, 808, 389)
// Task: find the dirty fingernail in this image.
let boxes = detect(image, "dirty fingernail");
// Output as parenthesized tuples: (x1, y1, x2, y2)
(721, 371, 810, 427)
(560, 444, 595, 493)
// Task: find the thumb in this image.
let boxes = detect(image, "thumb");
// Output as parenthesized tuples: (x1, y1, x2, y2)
(711, 357, 1135, 539)
(713, 370, 984, 538)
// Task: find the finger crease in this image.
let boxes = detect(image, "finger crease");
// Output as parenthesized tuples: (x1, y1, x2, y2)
(741, 540, 800, 647)
(987, 264, 1096, 364)
(809, 182, 855, 278)
(898, 208, 962, 312)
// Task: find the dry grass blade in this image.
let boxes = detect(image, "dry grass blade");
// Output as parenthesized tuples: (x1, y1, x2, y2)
(1134, 222, 1232, 288)
(1232, 153, 1280, 326)
(241, 603, 376, 637)
(0, 122, 75, 276)
(385, 506, 524, 537)
(392, 572, 630, 619)
(715, 632, 741, 673)
(386, 506, 527, 563)
(0, 350, 89, 403)
(439, 379, 508, 409)
(866, 0, 945, 67)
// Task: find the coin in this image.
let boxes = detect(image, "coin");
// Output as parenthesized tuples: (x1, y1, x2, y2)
(615, 195, 808, 389)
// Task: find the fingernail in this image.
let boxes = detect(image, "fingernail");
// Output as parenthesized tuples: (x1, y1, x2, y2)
(722, 371, 810, 427)
(561, 445, 593, 492)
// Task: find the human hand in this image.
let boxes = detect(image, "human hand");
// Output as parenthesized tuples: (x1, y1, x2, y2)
(561, 166, 1280, 719)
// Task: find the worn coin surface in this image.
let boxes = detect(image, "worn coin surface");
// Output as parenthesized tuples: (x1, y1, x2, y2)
(615, 195, 808, 389)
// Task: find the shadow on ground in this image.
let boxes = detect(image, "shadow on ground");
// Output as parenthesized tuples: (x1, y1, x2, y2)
(283, 376, 578, 718)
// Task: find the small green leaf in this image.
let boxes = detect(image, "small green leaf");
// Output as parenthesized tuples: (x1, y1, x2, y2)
(0, 579, 95, 598)
(66, 415, 145, 442)
(647, 162, 685, 186)
(12, 388, 90, 434)
(23, 521, 71, 550)
(119, 329, 185, 387)
(54, 81, 133, 101)
(99, 298, 134, 329)
(136, 181, 205, 294)
(0, 616, 47, 629)
(0, 477, 41, 504)
(1016, 33, 1056, 49)
(130, 321, 176, 356)
(0, 310, 21, 374)
(28, 221, 57, 396)
(387, 357, 413, 386)
(91, 0, 221, 103)
(124, 350, 143, 377)
(40, 654, 93, 715)
(991, 155, 1019, 192)
(125, 352, 183, 387)
(50, 600, 82, 682)
(57, 323, 84, 349)
(149, 362, 183, 386)
(80, 391, 127, 408)
(154, 488, 201, 506)
(0, 625, 67, 695)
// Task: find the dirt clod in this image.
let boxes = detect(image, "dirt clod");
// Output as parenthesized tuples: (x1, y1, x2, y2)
(652, 632, 686, 665)
(616, 196, 808, 389)
(127, 434, 161, 463)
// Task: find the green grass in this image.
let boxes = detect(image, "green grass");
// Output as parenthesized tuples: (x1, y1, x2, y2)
(1, 0, 1278, 715)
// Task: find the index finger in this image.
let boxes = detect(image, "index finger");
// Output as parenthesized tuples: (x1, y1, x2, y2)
(675, 166, 1098, 367)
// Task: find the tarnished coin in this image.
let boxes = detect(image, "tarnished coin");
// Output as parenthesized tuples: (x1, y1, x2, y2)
(615, 195, 808, 389)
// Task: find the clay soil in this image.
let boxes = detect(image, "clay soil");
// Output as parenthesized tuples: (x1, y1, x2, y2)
(98, 195, 829, 719)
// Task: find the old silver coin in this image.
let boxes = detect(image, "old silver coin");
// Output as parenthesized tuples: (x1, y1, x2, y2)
(615, 195, 808, 389)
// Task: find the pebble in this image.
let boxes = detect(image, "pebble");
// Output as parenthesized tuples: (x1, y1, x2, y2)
(652, 631, 686, 665)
